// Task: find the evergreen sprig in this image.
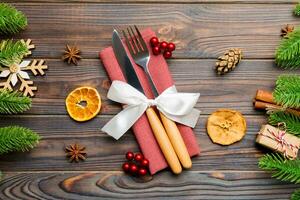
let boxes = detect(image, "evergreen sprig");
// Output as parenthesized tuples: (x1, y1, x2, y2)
(269, 111, 300, 137)
(275, 27, 300, 69)
(0, 40, 28, 66)
(259, 153, 300, 184)
(273, 74, 300, 109)
(291, 189, 300, 200)
(295, 3, 300, 16)
(0, 90, 31, 114)
(0, 126, 40, 155)
(0, 3, 27, 35)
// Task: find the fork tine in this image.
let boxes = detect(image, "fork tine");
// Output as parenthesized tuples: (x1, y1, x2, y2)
(127, 27, 138, 54)
(129, 26, 143, 52)
(122, 30, 134, 56)
(134, 25, 147, 51)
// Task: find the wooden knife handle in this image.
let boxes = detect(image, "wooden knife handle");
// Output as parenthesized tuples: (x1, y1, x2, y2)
(145, 107, 182, 174)
(159, 112, 192, 169)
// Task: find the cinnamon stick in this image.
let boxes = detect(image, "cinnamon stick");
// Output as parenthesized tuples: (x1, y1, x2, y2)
(254, 100, 277, 110)
(254, 100, 300, 117)
(255, 90, 274, 104)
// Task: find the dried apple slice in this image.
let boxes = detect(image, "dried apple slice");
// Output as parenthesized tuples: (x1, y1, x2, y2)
(206, 109, 247, 145)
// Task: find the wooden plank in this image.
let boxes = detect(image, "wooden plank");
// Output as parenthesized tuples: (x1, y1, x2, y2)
(0, 3, 297, 59)
(0, 2, 297, 198)
(3, 0, 299, 4)
(17, 59, 292, 115)
(0, 171, 297, 199)
(0, 115, 267, 171)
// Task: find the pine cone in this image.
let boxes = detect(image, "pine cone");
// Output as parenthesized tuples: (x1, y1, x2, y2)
(281, 24, 294, 38)
(215, 48, 242, 75)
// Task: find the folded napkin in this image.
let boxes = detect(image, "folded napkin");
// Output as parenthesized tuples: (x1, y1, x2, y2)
(99, 28, 200, 174)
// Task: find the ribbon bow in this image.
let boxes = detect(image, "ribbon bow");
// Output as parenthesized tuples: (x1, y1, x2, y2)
(101, 80, 201, 140)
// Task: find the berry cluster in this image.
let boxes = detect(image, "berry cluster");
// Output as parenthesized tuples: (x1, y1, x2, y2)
(150, 37, 176, 59)
(122, 152, 149, 176)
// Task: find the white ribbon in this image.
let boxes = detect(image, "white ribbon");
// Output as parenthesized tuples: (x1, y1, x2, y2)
(101, 80, 201, 140)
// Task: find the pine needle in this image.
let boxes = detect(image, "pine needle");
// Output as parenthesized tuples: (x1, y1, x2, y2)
(273, 74, 300, 109)
(275, 27, 300, 69)
(295, 3, 300, 16)
(291, 189, 300, 200)
(268, 111, 300, 137)
(0, 90, 31, 114)
(0, 3, 27, 34)
(0, 39, 29, 66)
(259, 153, 300, 184)
(0, 126, 40, 155)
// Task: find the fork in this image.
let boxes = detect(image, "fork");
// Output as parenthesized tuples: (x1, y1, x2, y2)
(123, 25, 192, 169)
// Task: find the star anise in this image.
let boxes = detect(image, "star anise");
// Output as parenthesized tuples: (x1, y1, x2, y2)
(62, 45, 82, 65)
(281, 24, 294, 38)
(65, 143, 86, 162)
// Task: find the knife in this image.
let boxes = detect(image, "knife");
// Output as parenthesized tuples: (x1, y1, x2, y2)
(112, 29, 182, 174)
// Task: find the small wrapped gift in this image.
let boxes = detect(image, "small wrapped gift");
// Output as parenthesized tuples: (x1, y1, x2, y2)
(256, 124, 300, 159)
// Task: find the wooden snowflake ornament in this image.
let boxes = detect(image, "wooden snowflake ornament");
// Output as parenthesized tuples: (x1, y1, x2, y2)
(21, 39, 35, 57)
(0, 39, 47, 97)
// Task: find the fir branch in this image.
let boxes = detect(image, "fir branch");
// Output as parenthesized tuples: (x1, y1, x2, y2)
(0, 126, 40, 155)
(291, 189, 300, 200)
(268, 111, 300, 137)
(259, 153, 300, 184)
(276, 56, 300, 69)
(0, 40, 28, 66)
(275, 74, 300, 91)
(0, 90, 31, 114)
(273, 74, 300, 109)
(0, 3, 27, 34)
(275, 27, 300, 69)
(295, 3, 300, 16)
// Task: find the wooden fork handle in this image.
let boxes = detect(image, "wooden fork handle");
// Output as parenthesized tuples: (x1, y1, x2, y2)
(145, 107, 182, 174)
(159, 112, 192, 169)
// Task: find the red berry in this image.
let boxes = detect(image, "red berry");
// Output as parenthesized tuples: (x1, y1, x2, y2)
(160, 41, 168, 50)
(150, 37, 159, 47)
(163, 51, 172, 59)
(152, 46, 161, 55)
(130, 163, 138, 174)
(122, 162, 131, 172)
(126, 151, 134, 161)
(134, 153, 143, 161)
(167, 43, 176, 52)
(138, 168, 147, 176)
(140, 158, 149, 167)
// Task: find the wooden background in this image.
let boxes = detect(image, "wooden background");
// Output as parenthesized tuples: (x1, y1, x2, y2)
(0, 1, 300, 199)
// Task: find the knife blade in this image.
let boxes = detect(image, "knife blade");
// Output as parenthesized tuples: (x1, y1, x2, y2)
(112, 30, 144, 94)
(111, 29, 182, 174)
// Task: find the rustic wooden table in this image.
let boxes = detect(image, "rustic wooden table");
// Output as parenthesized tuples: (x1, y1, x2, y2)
(0, 1, 299, 199)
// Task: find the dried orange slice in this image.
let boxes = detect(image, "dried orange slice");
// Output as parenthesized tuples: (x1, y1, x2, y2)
(66, 87, 101, 122)
(206, 109, 247, 145)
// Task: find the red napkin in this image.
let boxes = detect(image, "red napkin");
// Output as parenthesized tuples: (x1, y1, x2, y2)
(99, 28, 200, 174)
